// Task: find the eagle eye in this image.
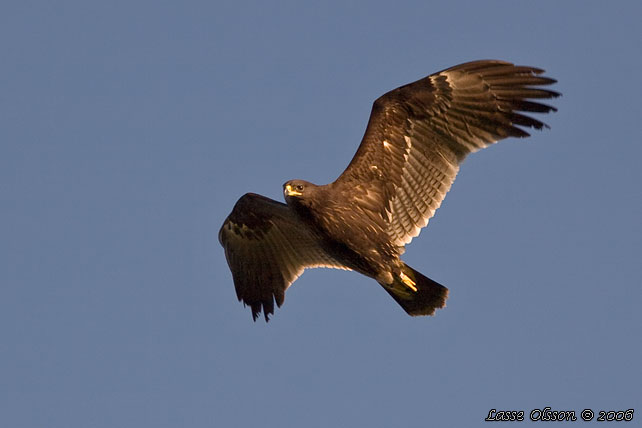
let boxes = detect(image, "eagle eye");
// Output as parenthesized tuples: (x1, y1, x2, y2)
(296, 184, 304, 192)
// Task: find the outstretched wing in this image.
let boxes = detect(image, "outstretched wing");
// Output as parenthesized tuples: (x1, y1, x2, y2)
(334, 60, 560, 247)
(219, 193, 349, 321)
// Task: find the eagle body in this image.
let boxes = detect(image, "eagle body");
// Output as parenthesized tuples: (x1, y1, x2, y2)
(284, 180, 401, 280)
(219, 60, 560, 321)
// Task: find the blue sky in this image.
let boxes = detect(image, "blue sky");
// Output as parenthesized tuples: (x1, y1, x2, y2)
(2, 1, 641, 427)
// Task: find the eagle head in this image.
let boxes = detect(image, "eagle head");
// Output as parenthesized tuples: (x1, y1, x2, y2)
(283, 179, 322, 206)
(284, 179, 310, 197)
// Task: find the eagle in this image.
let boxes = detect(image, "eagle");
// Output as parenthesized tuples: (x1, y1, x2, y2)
(219, 60, 559, 321)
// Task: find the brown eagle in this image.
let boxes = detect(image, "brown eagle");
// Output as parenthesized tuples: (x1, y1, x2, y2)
(219, 60, 559, 321)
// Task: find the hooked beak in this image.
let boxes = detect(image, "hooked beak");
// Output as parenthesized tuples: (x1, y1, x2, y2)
(285, 184, 302, 196)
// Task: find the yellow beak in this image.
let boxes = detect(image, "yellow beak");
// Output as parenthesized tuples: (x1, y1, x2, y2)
(285, 184, 303, 196)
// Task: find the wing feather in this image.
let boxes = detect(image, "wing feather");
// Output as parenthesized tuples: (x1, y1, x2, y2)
(219, 193, 349, 321)
(334, 60, 559, 246)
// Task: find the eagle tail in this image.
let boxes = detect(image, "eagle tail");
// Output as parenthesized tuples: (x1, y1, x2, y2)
(380, 264, 449, 316)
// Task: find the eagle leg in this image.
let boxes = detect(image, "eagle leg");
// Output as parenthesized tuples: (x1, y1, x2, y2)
(399, 272, 418, 292)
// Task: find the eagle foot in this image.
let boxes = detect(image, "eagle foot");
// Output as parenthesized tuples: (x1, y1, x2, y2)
(399, 272, 418, 292)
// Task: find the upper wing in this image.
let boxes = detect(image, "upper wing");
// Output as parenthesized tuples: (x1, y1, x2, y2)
(334, 60, 560, 246)
(219, 193, 349, 321)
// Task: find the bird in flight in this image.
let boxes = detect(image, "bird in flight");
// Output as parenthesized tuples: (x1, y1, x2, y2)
(219, 60, 559, 321)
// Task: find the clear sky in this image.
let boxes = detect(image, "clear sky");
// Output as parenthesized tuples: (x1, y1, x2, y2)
(2, 1, 641, 427)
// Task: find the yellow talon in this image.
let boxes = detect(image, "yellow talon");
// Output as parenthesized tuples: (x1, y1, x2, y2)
(400, 272, 418, 292)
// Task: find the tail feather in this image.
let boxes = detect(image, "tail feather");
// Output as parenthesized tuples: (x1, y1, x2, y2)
(380, 263, 449, 316)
